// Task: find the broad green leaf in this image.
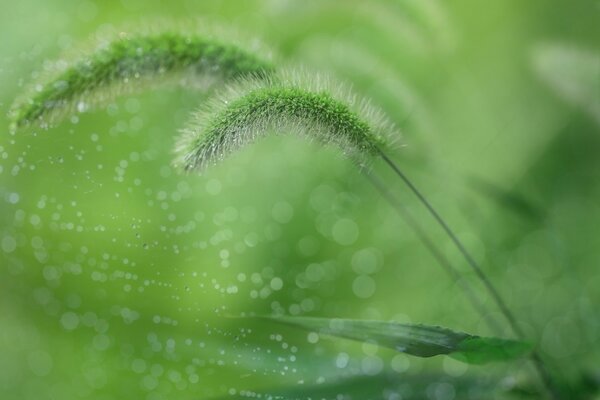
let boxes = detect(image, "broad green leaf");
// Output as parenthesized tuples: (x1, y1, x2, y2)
(260, 315, 532, 364)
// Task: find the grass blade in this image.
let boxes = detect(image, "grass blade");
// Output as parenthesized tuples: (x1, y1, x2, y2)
(260, 315, 532, 364)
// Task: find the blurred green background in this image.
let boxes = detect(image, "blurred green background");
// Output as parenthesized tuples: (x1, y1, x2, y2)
(1, 0, 599, 399)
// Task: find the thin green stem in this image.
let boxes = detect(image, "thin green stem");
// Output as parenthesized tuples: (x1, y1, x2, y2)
(364, 170, 503, 334)
(378, 148, 522, 334)
(376, 148, 560, 400)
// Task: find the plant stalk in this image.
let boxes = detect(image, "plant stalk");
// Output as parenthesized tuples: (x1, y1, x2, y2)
(364, 170, 503, 334)
(376, 148, 560, 400)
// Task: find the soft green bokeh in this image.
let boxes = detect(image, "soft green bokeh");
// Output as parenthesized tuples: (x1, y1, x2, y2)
(1, 0, 598, 399)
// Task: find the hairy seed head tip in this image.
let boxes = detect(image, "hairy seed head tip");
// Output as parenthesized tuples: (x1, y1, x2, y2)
(174, 69, 399, 173)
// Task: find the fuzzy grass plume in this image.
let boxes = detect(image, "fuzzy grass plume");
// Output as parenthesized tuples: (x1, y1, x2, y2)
(174, 71, 397, 171)
(10, 26, 274, 130)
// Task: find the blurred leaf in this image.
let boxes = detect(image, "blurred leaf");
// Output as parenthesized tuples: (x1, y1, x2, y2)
(210, 372, 511, 400)
(1, 1, 600, 398)
(259, 315, 532, 364)
(467, 175, 544, 222)
(533, 43, 600, 126)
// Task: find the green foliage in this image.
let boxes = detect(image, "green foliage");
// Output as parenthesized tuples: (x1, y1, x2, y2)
(1, 1, 599, 400)
(0, 18, 563, 400)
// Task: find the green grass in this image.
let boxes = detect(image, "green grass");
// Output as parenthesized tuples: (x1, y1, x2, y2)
(1, 1, 599, 399)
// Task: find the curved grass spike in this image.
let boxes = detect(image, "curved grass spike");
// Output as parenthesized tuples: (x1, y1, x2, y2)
(10, 31, 274, 130)
(175, 72, 395, 171)
(176, 73, 560, 399)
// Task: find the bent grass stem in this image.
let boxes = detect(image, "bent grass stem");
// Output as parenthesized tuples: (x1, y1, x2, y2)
(376, 148, 560, 400)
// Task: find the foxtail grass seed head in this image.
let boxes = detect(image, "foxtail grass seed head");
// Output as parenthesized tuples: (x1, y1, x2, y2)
(174, 70, 398, 172)
(10, 26, 274, 131)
